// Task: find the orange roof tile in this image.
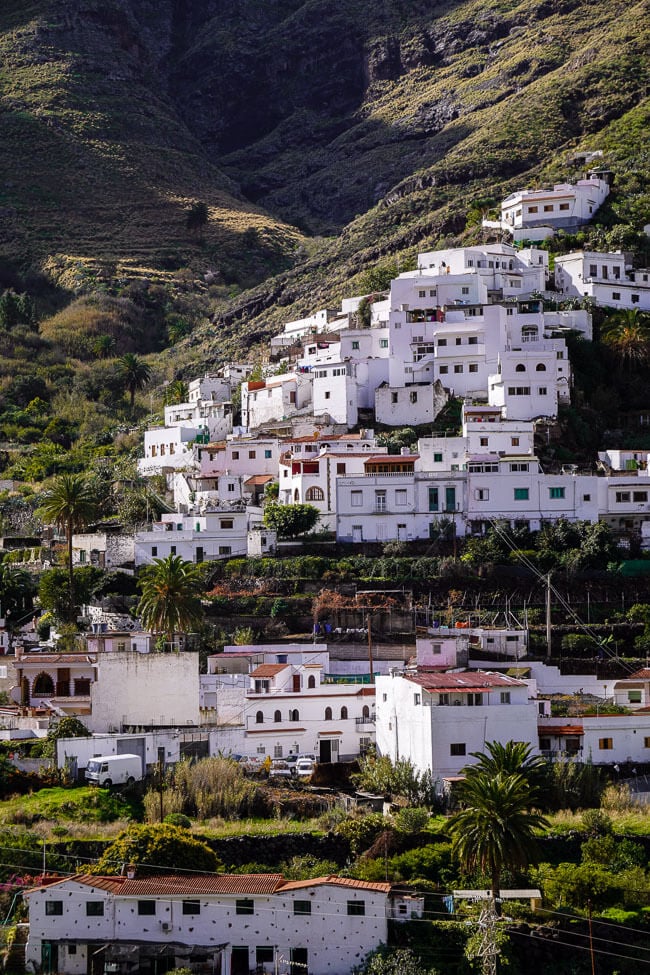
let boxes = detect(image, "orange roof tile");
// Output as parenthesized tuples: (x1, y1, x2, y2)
(278, 875, 391, 893)
(250, 664, 288, 678)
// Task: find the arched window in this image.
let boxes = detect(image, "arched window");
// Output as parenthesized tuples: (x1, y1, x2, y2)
(340, 706, 348, 720)
(308, 675, 316, 689)
(515, 363, 526, 372)
(33, 672, 54, 696)
(306, 486, 325, 501)
(362, 705, 370, 719)
(255, 711, 264, 724)
(536, 363, 546, 371)
(293, 489, 300, 502)
(325, 707, 332, 721)
(290, 709, 299, 722)
(274, 710, 282, 723)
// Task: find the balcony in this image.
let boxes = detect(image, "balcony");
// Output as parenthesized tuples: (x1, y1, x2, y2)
(356, 715, 376, 730)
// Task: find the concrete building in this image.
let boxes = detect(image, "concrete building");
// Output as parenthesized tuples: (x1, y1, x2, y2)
(72, 526, 134, 570)
(499, 176, 610, 233)
(375, 668, 539, 783)
(25, 872, 401, 975)
(555, 251, 650, 311)
(134, 509, 249, 565)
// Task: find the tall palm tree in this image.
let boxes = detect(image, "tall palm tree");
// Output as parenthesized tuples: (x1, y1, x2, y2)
(448, 770, 548, 914)
(601, 308, 650, 371)
(119, 353, 152, 411)
(38, 474, 97, 616)
(464, 740, 548, 800)
(137, 555, 204, 650)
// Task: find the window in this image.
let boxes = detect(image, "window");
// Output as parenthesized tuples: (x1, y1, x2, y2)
(500, 692, 511, 704)
(589, 264, 597, 277)
(507, 386, 531, 396)
(414, 693, 421, 705)
(391, 391, 398, 404)
(515, 363, 526, 372)
(170, 546, 177, 555)
(439, 365, 448, 374)
(433, 453, 443, 463)
(218, 546, 231, 556)
(138, 901, 156, 916)
(248, 450, 256, 459)
(151, 546, 157, 557)
(396, 489, 407, 506)
(628, 691, 642, 704)
(510, 463, 529, 472)
(86, 900, 104, 916)
(375, 490, 387, 512)
(538, 387, 547, 396)
(236, 899, 254, 915)
(612, 292, 621, 300)
(257, 948, 274, 965)
(341, 706, 348, 720)
(265, 449, 272, 458)
(536, 363, 546, 372)
(475, 488, 489, 501)
(274, 745, 283, 758)
(428, 487, 439, 512)
(324, 391, 330, 399)
(352, 341, 360, 350)
(410, 391, 418, 403)
(438, 338, 447, 347)
(46, 901, 63, 916)
(294, 900, 312, 915)
(480, 437, 488, 446)
(543, 204, 553, 212)
(454, 364, 463, 374)
(598, 738, 613, 751)
(528, 205, 538, 214)
(325, 707, 332, 721)
(549, 487, 565, 499)
(306, 486, 324, 501)
(351, 490, 363, 507)
(559, 202, 570, 211)
(455, 337, 462, 345)
(645, 737, 650, 748)
(469, 363, 478, 373)
(450, 743, 466, 756)
(274, 710, 281, 722)
(182, 901, 200, 915)
(616, 492, 630, 503)
(220, 519, 234, 529)
(380, 339, 389, 349)
(633, 491, 648, 502)
(290, 709, 299, 721)
(347, 900, 366, 916)
(632, 294, 640, 304)
(255, 711, 264, 724)
(337, 463, 346, 475)
(583, 494, 591, 502)
(514, 488, 529, 501)
(231, 450, 239, 460)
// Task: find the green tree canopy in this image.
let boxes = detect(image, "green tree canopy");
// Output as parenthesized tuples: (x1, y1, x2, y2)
(137, 555, 205, 648)
(93, 823, 220, 875)
(263, 502, 320, 537)
(43, 716, 91, 759)
(37, 474, 98, 615)
(464, 741, 548, 800)
(0, 561, 35, 632)
(355, 946, 439, 975)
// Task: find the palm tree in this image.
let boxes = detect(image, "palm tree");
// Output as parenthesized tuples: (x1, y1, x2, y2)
(601, 308, 650, 371)
(448, 770, 548, 914)
(464, 740, 548, 800)
(38, 474, 97, 616)
(137, 555, 204, 650)
(119, 353, 152, 410)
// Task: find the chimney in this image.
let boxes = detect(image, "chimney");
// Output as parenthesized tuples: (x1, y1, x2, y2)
(126, 864, 136, 879)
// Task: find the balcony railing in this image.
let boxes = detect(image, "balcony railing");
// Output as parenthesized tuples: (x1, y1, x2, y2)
(355, 715, 376, 726)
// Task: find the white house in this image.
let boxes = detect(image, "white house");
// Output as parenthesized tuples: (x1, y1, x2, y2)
(498, 176, 610, 233)
(134, 508, 249, 565)
(241, 374, 313, 432)
(72, 526, 134, 570)
(25, 872, 399, 975)
(539, 711, 650, 766)
(554, 251, 650, 311)
(375, 668, 539, 782)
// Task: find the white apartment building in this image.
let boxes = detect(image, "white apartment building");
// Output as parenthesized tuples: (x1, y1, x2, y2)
(196, 436, 281, 479)
(488, 342, 571, 420)
(376, 669, 538, 782)
(278, 431, 385, 530)
(25, 872, 399, 975)
(539, 712, 650, 766)
(134, 509, 249, 565)
(417, 243, 548, 297)
(555, 251, 650, 311)
(499, 176, 610, 232)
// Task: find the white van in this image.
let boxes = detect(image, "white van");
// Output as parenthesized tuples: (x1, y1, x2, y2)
(85, 754, 142, 788)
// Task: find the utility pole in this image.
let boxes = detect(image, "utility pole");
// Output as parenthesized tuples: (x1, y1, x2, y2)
(476, 899, 500, 975)
(587, 899, 596, 975)
(367, 614, 374, 684)
(546, 572, 552, 662)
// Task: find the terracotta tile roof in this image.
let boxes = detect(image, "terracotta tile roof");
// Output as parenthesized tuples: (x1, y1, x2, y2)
(623, 669, 650, 680)
(538, 725, 584, 735)
(405, 670, 525, 691)
(364, 454, 419, 463)
(278, 875, 391, 893)
(244, 475, 275, 485)
(30, 874, 285, 896)
(250, 664, 288, 677)
(19, 654, 96, 664)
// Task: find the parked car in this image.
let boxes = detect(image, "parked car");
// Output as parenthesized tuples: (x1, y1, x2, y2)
(297, 753, 316, 762)
(295, 758, 315, 778)
(269, 760, 293, 779)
